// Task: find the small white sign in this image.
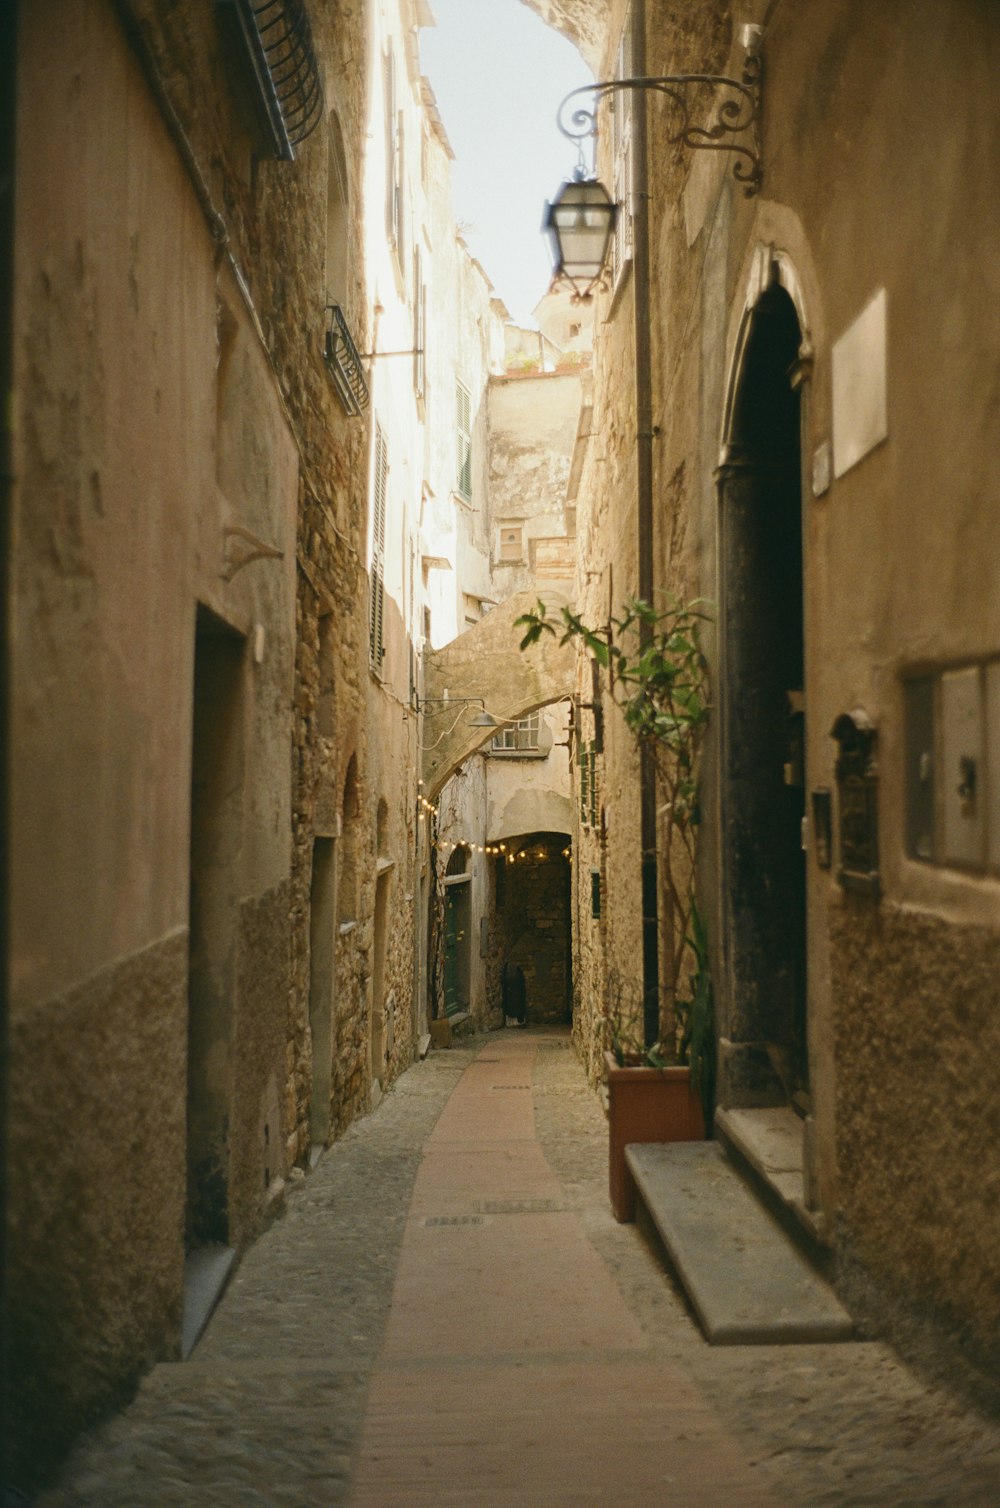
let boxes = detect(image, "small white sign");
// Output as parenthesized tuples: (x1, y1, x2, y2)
(832, 287, 888, 478)
(812, 440, 832, 498)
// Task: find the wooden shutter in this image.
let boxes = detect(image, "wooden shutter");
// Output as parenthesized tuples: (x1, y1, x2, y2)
(413, 245, 426, 399)
(456, 381, 472, 499)
(383, 50, 398, 247)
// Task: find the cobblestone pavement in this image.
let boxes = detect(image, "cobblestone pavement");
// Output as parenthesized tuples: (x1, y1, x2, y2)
(39, 1030, 1000, 1506)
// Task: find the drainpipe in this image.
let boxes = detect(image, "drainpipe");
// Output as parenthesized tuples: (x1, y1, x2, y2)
(631, 1, 659, 1047)
(0, 0, 17, 1470)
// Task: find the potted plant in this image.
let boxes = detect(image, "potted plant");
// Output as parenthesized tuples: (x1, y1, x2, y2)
(518, 594, 714, 1221)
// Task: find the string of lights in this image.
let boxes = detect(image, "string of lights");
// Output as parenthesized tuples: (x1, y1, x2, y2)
(416, 788, 572, 863)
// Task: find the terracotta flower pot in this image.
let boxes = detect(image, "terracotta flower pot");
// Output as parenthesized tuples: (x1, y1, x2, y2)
(604, 1051, 706, 1222)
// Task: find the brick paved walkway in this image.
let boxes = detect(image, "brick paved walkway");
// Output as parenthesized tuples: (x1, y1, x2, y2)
(38, 1030, 1000, 1506)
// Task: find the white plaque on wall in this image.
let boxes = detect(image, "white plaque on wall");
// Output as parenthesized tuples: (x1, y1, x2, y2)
(832, 287, 888, 479)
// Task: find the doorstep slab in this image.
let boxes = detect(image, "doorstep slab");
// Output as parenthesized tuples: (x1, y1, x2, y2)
(625, 1142, 854, 1345)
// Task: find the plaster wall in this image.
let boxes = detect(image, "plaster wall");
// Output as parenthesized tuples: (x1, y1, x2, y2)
(572, 0, 1000, 1379)
(485, 706, 573, 845)
(748, 0, 1000, 1378)
(488, 370, 582, 601)
(8, 0, 300, 1479)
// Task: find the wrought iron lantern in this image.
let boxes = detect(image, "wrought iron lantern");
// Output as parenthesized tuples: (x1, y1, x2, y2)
(543, 26, 764, 299)
(543, 177, 618, 303)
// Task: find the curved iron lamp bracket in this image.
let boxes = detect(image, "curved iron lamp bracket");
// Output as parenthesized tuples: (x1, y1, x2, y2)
(557, 52, 762, 197)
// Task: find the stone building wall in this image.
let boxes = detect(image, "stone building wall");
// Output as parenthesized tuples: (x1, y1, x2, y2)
(554, 0, 1000, 1387)
(5, 0, 372, 1486)
(559, 0, 645, 1083)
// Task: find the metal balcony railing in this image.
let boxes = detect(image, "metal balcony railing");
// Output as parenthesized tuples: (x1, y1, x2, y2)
(222, 0, 324, 160)
(324, 305, 369, 417)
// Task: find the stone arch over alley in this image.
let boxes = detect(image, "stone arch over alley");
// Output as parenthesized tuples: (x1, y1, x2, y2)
(420, 590, 577, 799)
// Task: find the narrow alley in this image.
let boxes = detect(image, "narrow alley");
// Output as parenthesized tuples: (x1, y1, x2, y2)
(38, 1031, 1000, 1507)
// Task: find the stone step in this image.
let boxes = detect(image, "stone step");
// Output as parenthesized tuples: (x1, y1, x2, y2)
(181, 1244, 238, 1359)
(625, 1141, 854, 1346)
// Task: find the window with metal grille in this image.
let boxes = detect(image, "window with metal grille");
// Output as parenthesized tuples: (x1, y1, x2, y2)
(610, 11, 634, 289)
(369, 422, 388, 670)
(455, 380, 472, 500)
(222, 0, 324, 161)
(490, 714, 540, 753)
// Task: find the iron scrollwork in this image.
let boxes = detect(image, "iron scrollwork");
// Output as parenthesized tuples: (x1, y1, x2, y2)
(557, 51, 763, 197)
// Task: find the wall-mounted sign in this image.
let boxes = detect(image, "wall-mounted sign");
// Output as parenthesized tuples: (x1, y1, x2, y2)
(832, 288, 888, 478)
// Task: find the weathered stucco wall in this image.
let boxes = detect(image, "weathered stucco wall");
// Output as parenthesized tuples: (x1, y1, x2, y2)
(569, 0, 1000, 1384)
(6, 0, 353, 1484)
(488, 370, 582, 600)
(830, 903, 1000, 1382)
(718, 0, 1000, 1370)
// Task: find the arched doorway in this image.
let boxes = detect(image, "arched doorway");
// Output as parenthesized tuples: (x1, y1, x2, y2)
(443, 844, 472, 1017)
(717, 278, 808, 1108)
(493, 831, 572, 1027)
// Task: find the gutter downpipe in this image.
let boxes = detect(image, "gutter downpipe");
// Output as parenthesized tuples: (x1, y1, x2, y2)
(631, 1, 659, 1048)
(0, 0, 16, 1478)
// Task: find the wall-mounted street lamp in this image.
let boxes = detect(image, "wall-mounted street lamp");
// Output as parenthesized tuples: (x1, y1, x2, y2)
(544, 24, 763, 301)
(417, 696, 498, 729)
(542, 178, 619, 305)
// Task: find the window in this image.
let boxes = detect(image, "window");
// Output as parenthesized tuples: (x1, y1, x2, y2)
(498, 523, 523, 562)
(455, 380, 472, 499)
(610, 11, 634, 289)
(904, 658, 1000, 873)
(463, 593, 480, 628)
(225, 0, 324, 161)
(369, 422, 388, 670)
(491, 714, 540, 754)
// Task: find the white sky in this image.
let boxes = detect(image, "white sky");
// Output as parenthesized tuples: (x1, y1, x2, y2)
(420, 0, 593, 327)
